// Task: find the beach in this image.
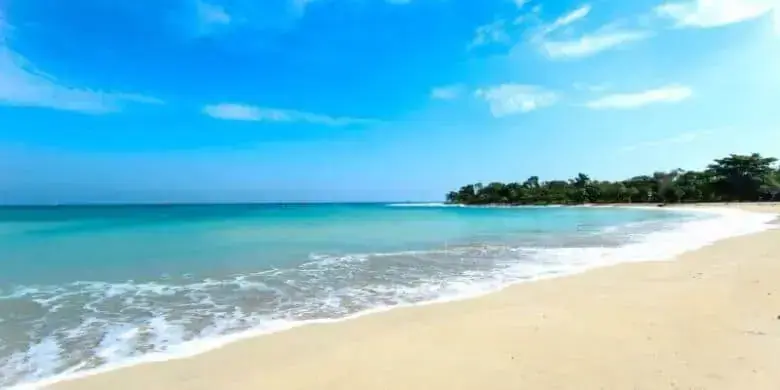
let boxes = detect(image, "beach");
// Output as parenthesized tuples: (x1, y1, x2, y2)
(37, 203, 780, 390)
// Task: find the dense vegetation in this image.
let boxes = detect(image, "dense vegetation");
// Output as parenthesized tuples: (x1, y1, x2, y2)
(446, 153, 780, 205)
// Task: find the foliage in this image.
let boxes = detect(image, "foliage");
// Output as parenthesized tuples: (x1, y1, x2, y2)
(446, 153, 780, 205)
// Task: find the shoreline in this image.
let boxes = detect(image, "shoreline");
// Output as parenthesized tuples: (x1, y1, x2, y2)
(16, 204, 780, 389)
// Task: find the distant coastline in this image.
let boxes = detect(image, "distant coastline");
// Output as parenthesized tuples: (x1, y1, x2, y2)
(446, 153, 780, 206)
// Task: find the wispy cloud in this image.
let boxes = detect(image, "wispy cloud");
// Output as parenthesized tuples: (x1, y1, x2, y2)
(538, 4, 592, 36)
(469, 20, 510, 49)
(475, 84, 558, 117)
(620, 130, 713, 152)
(540, 29, 653, 59)
(529, 5, 652, 59)
(430, 84, 466, 100)
(655, 0, 777, 31)
(514, 3, 544, 25)
(514, 0, 530, 9)
(0, 11, 162, 114)
(203, 103, 377, 126)
(585, 85, 692, 109)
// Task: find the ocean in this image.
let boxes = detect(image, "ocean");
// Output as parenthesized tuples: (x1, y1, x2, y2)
(0, 203, 775, 388)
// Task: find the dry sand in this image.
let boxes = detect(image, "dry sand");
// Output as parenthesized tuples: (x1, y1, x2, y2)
(49, 204, 780, 390)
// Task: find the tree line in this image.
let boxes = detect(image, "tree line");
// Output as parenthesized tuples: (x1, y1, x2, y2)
(446, 153, 780, 205)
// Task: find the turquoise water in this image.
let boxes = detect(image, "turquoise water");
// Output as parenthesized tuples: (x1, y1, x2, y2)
(1, 203, 771, 388)
(0, 203, 687, 285)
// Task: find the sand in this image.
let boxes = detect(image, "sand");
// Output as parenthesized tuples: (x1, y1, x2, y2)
(48, 204, 780, 390)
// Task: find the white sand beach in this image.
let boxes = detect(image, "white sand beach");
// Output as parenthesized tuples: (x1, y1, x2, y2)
(47, 204, 780, 390)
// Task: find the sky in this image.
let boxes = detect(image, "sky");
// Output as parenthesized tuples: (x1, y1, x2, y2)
(0, 0, 778, 203)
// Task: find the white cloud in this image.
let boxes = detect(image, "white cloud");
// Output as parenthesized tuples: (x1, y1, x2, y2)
(585, 85, 692, 109)
(430, 84, 466, 100)
(203, 103, 376, 126)
(203, 104, 260, 121)
(538, 4, 591, 36)
(655, 0, 777, 30)
(620, 130, 713, 152)
(0, 12, 162, 114)
(469, 20, 509, 49)
(529, 5, 652, 59)
(475, 84, 558, 117)
(540, 29, 653, 59)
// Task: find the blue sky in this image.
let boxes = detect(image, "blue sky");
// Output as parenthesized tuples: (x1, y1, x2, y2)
(1, 0, 778, 203)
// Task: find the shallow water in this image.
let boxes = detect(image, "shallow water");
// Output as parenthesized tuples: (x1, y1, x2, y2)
(0, 203, 773, 388)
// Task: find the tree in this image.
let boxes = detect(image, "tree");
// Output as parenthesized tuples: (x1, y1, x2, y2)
(571, 173, 591, 189)
(444, 152, 780, 205)
(523, 176, 540, 189)
(505, 182, 524, 204)
(659, 184, 685, 204)
(707, 153, 778, 201)
(624, 175, 657, 203)
(625, 187, 640, 203)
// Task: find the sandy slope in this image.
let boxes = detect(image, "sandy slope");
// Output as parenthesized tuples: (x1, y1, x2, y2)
(48, 204, 780, 390)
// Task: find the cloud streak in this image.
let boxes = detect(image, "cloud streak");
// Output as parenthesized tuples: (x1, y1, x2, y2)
(655, 0, 777, 31)
(0, 10, 162, 114)
(202, 103, 377, 126)
(530, 5, 652, 59)
(469, 20, 510, 49)
(540, 29, 653, 59)
(585, 85, 692, 109)
(475, 84, 558, 117)
(538, 4, 592, 36)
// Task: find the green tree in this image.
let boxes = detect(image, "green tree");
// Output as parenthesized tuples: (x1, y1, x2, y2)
(444, 153, 780, 206)
(523, 176, 540, 189)
(625, 187, 640, 203)
(707, 153, 778, 201)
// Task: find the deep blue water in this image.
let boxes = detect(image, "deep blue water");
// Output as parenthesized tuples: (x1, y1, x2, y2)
(0, 203, 721, 387)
